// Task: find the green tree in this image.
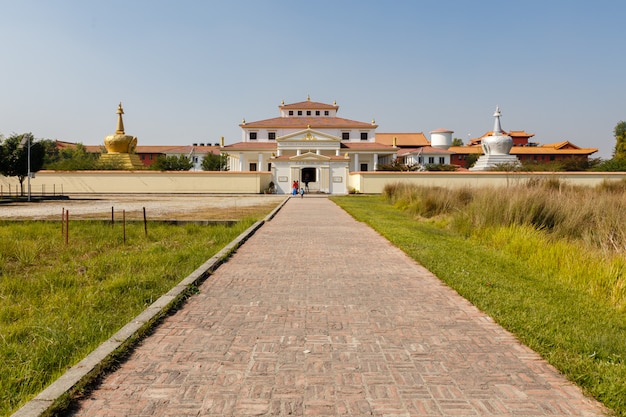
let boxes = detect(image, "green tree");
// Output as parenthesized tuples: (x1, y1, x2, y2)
(150, 154, 193, 171)
(0, 133, 45, 196)
(613, 121, 626, 160)
(43, 142, 102, 170)
(451, 137, 464, 146)
(201, 152, 229, 171)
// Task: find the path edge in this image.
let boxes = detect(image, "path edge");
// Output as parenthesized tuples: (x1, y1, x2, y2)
(11, 197, 290, 417)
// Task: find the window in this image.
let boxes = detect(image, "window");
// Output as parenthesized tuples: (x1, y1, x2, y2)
(250, 132, 257, 140)
(249, 163, 257, 171)
(268, 132, 276, 140)
(324, 111, 329, 116)
(439, 157, 445, 164)
(342, 132, 349, 140)
(288, 110, 293, 116)
(315, 111, 320, 116)
(428, 157, 435, 164)
(306, 111, 311, 116)
(360, 132, 368, 141)
(297, 110, 302, 116)
(267, 163, 272, 171)
(360, 163, 368, 171)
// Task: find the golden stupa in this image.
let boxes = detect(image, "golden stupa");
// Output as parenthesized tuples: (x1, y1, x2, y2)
(99, 103, 144, 169)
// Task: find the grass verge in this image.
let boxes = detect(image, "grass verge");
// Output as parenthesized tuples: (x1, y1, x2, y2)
(0, 218, 258, 416)
(332, 195, 626, 416)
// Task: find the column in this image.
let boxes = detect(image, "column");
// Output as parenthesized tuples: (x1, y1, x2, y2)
(258, 153, 264, 171)
(374, 153, 379, 171)
(353, 153, 359, 171)
(239, 152, 244, 171)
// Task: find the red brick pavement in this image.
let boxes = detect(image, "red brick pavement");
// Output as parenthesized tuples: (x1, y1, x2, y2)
(69, 197, 607, 416)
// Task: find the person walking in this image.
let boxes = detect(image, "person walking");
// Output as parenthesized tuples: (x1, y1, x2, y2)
(299, 187, 304, 198)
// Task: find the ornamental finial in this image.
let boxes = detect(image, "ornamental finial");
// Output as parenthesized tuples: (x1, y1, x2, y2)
(115, 102, 125, 134)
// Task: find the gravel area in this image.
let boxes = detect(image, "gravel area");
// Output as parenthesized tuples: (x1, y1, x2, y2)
(0, 194, 286, 220)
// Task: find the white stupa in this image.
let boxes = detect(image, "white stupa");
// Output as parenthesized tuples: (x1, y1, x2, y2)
(469, 106, 520, 171)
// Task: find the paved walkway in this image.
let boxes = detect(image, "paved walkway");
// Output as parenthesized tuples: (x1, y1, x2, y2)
(69, 197, 606, 416)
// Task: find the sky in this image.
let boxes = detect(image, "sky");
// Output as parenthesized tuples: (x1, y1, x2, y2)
(1, 0, 624, 158)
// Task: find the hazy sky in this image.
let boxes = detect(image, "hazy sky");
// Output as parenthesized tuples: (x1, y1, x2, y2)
(1, 0, 624, 158)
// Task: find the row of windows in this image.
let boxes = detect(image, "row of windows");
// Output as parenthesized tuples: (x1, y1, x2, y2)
(417, 157, 446, 164)
(288, 110, 330, 116)
(249, 132, 368, 141)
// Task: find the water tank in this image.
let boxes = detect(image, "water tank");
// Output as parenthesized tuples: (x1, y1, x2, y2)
(430, 128, 454, 150)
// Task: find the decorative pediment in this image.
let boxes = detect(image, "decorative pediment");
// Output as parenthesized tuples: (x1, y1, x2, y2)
(290, 152, 331, 161)
(278, 127, 339, 143)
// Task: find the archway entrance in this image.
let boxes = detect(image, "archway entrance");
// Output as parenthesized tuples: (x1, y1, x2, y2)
(301, 167, 317, 192)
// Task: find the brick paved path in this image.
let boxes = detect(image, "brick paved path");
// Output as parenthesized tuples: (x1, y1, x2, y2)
(69, 197, 606, 416)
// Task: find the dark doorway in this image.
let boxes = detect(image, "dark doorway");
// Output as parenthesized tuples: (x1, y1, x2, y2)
(302, 167, 316, 191)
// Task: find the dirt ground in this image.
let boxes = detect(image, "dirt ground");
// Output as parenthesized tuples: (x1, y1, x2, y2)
(0, 194, 287, 221)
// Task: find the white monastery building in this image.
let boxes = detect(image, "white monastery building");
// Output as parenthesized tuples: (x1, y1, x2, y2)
(222, 96, 399, 194)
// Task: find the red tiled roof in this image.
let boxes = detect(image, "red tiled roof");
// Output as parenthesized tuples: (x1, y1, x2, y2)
(396, 146, 454, 155)
(241, 116, 375, 129)
(541, 141, 581, 150)
(341, 142, 395, 151)
(376, 133, 430, 147)
(135, 145, 221, 155)
(449, 145, 597, 156)
(221, 142, 278, 151)
(279, 100, 339, 110)
(469, 130, 535, 145)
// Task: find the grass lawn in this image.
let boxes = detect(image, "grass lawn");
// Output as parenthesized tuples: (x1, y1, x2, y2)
(332, 195, 626, 416)
(0, 218, 258, 416)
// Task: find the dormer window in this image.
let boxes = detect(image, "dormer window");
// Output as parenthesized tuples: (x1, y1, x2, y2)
(342, 132, 349, 140)
(289, 110, 293, 116)
(306, 111, 311, 116)
(268, 132, 276, 140)
(297, 111, 302, 116)
(316, 111, 320, 116)
(250, 132, 257, 140)
(360, 132, 368, 141)
(324, 111, 329, 116)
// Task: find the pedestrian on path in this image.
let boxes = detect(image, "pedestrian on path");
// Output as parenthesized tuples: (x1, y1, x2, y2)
(299, 188, 304, 198)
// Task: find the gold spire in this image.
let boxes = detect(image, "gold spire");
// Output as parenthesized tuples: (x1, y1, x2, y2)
(281, 99, 285, 105)
(115, 102, 125, 134)
(371, 118, 376, 125)
(333, 100, 336, 106)
(307, 95, 310, 101)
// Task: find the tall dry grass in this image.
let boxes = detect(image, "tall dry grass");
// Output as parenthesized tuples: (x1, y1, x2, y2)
(383, 179, 626, 308)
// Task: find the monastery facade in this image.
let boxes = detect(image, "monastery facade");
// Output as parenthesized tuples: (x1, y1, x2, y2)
(222, 97, 397, 194)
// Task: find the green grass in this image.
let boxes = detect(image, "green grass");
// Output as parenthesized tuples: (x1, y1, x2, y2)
(332, 195, 626, 416)
(0, 219, 257, 416)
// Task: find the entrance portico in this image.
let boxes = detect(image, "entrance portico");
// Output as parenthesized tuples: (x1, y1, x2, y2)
(272, 151, 349, 194)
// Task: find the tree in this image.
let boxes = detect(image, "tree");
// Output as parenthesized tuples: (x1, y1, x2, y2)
(451, 137, 464, 146)
(150, 154, 194, 171)
(42, 141, 102, 170)
(201, 152, 229, 171)
(0, 133, 45, 196)
(613, 121, 626, 160)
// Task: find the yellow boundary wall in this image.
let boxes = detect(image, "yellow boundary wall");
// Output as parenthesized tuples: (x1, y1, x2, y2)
(1, 170, 626, 196)
(0, 170, 273, 195)
(349, 171, 626, 193)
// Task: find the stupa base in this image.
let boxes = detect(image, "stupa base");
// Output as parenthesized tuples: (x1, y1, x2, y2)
(469, 154, 520, 171)
(99, 153, 145, 170)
